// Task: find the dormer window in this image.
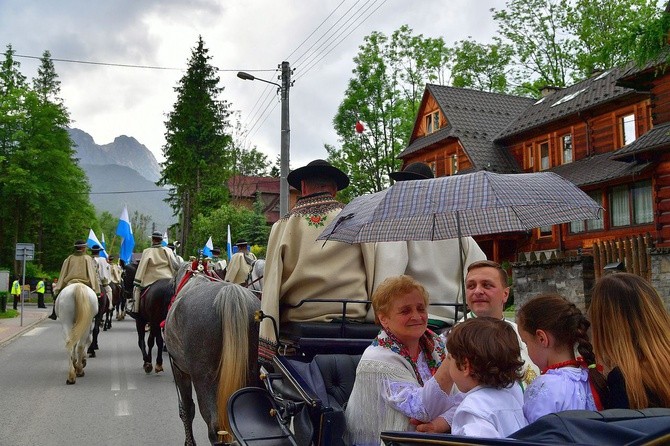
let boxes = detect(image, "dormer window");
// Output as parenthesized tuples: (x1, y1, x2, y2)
(425, 111, 440, 134)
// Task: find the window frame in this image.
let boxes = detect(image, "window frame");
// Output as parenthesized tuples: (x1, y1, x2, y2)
(620, 113, 636, 147)
(539, 141, 550, 171)
(561, 134, 573, 164)
(609, 179, 653, 228)
(425, 110, 440, 135)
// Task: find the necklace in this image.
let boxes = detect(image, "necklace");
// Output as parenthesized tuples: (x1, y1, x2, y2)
(541, 359, 580, 375)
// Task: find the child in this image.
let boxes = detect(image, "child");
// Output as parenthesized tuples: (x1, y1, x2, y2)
(446, 317, 528, 438)
(517, 294, 608, 423)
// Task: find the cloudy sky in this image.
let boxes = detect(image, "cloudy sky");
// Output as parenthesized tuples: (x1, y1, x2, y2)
(0, 0, 506, 168)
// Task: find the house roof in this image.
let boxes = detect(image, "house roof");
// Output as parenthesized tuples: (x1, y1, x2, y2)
(547, 152, 651, 187)
(497, 66, 644, 140)
(227, 175, 282, 197)
(612, 121, 670, 160)
(400, 85, 535, 172)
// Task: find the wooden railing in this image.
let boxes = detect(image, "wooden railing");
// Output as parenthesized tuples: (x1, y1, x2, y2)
(592, 233, 653, 281)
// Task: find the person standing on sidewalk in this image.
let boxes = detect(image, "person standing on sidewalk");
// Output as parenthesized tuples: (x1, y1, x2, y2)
(36, 278, 46, 308)
(11, 279, 21, 310)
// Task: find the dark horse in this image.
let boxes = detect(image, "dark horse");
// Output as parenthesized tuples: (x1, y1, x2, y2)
(87, 288, 109, 358)
(111, 281, 126, 321)
(165, 262, 261, 445)
(121, 262, 173, 374)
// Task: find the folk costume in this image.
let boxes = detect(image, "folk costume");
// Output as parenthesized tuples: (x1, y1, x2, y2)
(451, 384, 527, 438)
(132, 235, 179, 313)
(259, 160, 375, 359)
(345, 329, 456, 446)
(524, 366, 598, 423)
(225, 241, 256, 285)
(54, 246, 101, 296)
(372, 163, 487, 326)
(92, 246, 113, 310)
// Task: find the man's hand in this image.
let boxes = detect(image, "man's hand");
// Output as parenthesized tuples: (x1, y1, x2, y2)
(410, 417, 450, 433)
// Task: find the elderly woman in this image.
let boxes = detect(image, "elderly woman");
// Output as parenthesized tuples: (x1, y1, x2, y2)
(345, 275, 456, 445)
(590, 273, 670, 409)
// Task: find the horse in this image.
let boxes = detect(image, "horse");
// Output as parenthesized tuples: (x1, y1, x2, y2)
(87, 288, 110, 357)
(121, 262, 173, 374)
(165, 261, 261, 445)
(55, 283, 98, 385)
(111, 281, 126, 320)
(246, 258, 264, 296)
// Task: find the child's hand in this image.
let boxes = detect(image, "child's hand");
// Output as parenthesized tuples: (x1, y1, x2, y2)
(411, 417, 450, 433)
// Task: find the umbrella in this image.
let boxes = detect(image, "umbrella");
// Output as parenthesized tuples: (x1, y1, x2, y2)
(317, 171, 602, 319)
(318, 170, 602, 243)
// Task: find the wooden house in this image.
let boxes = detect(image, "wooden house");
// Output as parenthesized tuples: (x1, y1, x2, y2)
(227, 175, 299, 225)
(399, 64, 668, 265)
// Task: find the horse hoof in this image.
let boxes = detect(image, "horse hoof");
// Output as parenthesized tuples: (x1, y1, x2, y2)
(76, 370, 85, 377)
(155, 364, 164, 373)
(143, 363, 153, 374)
(82, 358, 87, 368)
(66, 379, 75, 385)
(88, 351, 96, 358)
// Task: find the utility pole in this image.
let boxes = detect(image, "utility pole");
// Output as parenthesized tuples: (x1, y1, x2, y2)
(279, 61, 291, 216)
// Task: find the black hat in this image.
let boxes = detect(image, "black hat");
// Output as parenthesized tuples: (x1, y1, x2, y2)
(91, 244, 102, 254)
(235, 239, 248, 246)
(287, 159, 349, 191)
(389, 162, 434, 182)
(108, 255, 116, 260)
(212, 247, 221, 254)
(150, 231, 163, 239)
(74, 239, 87, 249)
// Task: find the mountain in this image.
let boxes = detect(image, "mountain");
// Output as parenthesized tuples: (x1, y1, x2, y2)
(68, 128, 162, 182)
(67, 128, 176, 230)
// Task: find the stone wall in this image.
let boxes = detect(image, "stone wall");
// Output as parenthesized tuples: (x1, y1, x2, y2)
(649, 248, 670, 311)
(511, 256, 594, 314)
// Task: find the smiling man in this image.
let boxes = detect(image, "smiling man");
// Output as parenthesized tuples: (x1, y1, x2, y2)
(464, 260, 539, 386)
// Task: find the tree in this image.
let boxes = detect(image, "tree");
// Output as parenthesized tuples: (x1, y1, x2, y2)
(242, 193, 270, 247)
(451, 38, 514, 93)
(159, 36, 234, 254)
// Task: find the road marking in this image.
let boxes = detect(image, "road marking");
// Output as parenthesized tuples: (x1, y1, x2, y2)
(23, 327, 48, 336)
(116, 400, 131, 417)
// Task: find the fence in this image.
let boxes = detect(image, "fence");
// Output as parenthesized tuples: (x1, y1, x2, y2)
(592, 233, 653, 281)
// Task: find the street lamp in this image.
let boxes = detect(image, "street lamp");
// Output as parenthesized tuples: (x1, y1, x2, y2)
(237, 61, 291, 216)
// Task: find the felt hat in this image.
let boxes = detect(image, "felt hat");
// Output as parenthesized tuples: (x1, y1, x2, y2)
(389, 162, 434, 182)
(74, 239, 87, 249)
(212, 247, 221, 255)
(150, 231, 163, 239)
(91, 244, 102, 254)
(235, 239, 248, 246)
(287, 159, 349, 191)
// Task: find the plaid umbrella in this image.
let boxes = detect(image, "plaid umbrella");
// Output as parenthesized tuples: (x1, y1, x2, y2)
(318, 170, 602, 243)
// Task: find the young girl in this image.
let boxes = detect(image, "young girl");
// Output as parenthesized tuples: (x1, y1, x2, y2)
(517, 294, 609, 423)
(446, 317, 528, 438)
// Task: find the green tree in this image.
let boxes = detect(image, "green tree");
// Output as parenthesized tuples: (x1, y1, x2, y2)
(159, 36, 233, 254)
(451, 38, 514, 93)
(242, 193, 270, 247)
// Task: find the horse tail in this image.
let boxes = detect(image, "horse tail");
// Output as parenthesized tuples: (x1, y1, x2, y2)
(66, 284, 96, 351)
(215, 285, 252, 435)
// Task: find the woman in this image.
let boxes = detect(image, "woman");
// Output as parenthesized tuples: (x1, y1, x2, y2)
(345, 275, 456, 445)
(590, 273, 670, 409)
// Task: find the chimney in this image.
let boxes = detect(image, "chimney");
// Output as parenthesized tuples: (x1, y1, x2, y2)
(540, 85, 561, 97)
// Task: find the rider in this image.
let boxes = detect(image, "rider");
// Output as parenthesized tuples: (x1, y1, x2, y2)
(91, 244, 113, 312)
(49, 239, 101, 320)
(210, 247, 227, 274)
(372, 162, 486, 327)
(130, 231, 180, 318)
(225, 240, 256, 285)
(259, 159, 375, 360)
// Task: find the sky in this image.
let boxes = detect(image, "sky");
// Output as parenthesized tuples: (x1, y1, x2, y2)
(0, 0, 507, 169)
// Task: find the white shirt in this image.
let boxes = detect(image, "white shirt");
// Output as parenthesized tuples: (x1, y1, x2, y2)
(452, 385, 527, 438)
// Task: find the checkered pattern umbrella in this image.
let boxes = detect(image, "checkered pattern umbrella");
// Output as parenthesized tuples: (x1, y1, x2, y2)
(318, 171, 602, 244)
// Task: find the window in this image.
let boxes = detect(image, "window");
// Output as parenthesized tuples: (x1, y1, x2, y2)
(562, 134, 573, 164)
(449, 154, 458, 175)
(539, 141, 550, 170)
(429, 161, 436, 176)
(525, 144, 534, 170)
(539, 225, 553, 237)
(621, 113, 636, 146)
(609, 180, 653, 227)
(425, 111, 440, 134)
(570, 191, 603, 233)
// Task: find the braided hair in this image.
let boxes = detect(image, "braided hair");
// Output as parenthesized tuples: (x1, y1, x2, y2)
(517, 293, 609, 408)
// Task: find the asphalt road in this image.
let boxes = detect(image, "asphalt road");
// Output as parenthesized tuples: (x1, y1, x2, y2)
(0, 316, 210, 445)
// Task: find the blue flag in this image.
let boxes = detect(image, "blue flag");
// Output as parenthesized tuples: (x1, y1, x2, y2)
(87, 229, 108, 258)
(226, 225, 233, 261)
(116, 206, 135, 264)
(161, 232, 168, 247)
(203, 236, 214, 258)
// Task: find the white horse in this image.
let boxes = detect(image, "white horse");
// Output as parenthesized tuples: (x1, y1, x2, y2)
(56, 283, 98, 385)
(248, 259, 264, 296)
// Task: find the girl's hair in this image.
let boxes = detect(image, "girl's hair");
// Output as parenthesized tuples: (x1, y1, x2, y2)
(518, 293, 609, 406)
(372, 275, 429, 325)
(590, 273, 670, 408)
(447, 317, 523, 388)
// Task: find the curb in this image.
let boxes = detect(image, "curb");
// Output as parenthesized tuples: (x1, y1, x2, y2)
(0, 313, 49, 349)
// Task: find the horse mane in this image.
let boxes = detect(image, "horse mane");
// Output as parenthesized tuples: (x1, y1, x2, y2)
(66, 284, 96, 352)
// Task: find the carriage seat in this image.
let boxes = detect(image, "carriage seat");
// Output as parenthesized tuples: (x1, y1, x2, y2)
(280, 321, 380, 356)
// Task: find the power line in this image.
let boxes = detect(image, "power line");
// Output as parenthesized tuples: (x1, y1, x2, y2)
(284, 0, 348, 62)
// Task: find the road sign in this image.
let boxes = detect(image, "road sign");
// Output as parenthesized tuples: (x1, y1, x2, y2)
(15, 243, 35, 261)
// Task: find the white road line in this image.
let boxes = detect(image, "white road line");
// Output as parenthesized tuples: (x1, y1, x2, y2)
(116, 400, 131, 417)
(22, 327, 48, 336)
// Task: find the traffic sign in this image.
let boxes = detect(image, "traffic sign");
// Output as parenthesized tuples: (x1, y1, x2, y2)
(15, 243, 35, 261)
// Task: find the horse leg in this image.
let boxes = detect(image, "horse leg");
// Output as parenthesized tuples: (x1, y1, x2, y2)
(88, 316, 100, 358)
(67, 347, 77, 385)
(75, 343, 86, 377)
(154, 325, 164, 373)
(192, 378, 222, 445)
(146, 329, 156, 374)
(171, 362, 197, 446)
(137, 319, 152, 373)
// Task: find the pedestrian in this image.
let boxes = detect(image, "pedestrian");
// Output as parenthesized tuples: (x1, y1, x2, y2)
(11, 278, 21, 310)
(49, 239, 100, 320)
(225, 240, 256, 285)
(36, 278, 47, 308)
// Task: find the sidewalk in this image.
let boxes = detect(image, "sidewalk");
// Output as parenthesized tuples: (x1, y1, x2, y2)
(0, 303, 51, 347)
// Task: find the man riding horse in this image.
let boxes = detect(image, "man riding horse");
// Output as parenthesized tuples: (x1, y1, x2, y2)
(225, 239, 256, 285)
(49, 239, 101, 320)
(129, 231, 180, 319)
